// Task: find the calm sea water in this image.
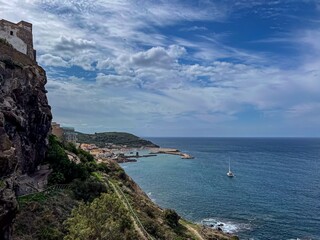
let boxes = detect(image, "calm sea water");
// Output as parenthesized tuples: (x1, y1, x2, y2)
(121, 138, 320, 240)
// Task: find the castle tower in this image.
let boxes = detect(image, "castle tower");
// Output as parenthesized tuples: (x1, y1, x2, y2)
(0, 19, 36, 61)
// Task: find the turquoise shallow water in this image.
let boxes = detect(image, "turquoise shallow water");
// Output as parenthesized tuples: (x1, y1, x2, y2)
(121, 138, 320, 239)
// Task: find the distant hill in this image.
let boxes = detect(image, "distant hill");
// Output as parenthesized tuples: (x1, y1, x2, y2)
(76, 132, 159, 148)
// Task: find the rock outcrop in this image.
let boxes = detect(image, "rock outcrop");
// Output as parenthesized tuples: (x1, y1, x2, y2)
(0, 43, 52, 239)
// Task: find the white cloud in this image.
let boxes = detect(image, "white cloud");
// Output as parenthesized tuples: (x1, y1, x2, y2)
(54, 36, 96, 52)
(130, 45, 186, 69)
(96, 73, 135, 87)
(38, 54, 69, 67)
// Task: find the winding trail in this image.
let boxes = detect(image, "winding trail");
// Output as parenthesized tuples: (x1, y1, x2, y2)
(106, 178, 154, 240)
(182, 223, 205, 240)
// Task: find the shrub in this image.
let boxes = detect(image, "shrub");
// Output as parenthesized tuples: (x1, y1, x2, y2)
(48, 172, 65, 185)
(164, 209, 180, 228)
(144, 206, 155, 218)
(97, 162, 110, 173)
(77, 149, 94, 163)
(143, 219, 159, 236)
(63, 142, 78, 154)
(71, 178, 107, 202)
(117, 169, 127, 180)
(84, 161, 98, 172)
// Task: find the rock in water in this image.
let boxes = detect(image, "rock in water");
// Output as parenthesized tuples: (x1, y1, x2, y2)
(0, 43, 52, 239)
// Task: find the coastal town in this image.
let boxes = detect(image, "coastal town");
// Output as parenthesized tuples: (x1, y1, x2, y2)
(51, 122, 194, 164)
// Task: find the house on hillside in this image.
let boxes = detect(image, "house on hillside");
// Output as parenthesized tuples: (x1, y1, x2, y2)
(62, 127, 78, 144)
(51, 122, 78, 144)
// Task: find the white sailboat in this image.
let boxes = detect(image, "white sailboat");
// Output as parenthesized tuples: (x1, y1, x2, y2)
(227, 158, 234, 177)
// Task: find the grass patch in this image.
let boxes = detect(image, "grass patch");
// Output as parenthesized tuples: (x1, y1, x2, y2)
(91, 171, 103, 182)
(18, 192, 50, 206)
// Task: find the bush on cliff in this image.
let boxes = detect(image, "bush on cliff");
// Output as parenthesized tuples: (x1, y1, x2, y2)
(63, 142, 94, 163)
(164, 209, 180, 228)
(96, 162, 111, 173)
(78, 149, 94, 163)
(63, 142, 78, 154)
(45, 135, 89, 184)
(71, 177, 107, 202)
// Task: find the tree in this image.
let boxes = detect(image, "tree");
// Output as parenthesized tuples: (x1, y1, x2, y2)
(71, 178, 107, 202)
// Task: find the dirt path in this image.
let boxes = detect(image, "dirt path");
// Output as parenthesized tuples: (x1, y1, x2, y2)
(107, 179, 152, 240)
(181, 221, 205, 240)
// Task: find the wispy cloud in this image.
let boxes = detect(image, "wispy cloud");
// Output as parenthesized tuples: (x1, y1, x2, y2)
(179, 26, 208, 32)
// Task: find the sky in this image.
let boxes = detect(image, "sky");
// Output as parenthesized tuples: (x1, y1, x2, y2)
(1, 0, 320, 137)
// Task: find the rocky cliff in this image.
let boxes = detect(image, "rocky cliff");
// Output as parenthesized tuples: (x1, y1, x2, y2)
(0, 43, 52, 238)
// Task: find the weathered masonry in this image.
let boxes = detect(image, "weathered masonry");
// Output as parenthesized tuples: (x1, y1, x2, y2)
(0, 19, 36, 61)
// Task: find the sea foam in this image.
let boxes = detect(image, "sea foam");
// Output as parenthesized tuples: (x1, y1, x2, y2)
(201, 218, 251, 234)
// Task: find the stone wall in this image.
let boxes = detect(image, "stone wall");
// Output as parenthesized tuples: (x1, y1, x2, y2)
(0, 20, 35, 61)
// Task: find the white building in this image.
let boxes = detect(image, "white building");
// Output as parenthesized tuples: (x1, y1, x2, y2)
(0, 19, 36, 60)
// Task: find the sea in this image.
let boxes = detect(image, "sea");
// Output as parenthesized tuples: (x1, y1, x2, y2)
(120, 138, 320, 240)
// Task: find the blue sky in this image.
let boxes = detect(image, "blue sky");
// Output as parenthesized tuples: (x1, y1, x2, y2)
(2, 0, 320, 137)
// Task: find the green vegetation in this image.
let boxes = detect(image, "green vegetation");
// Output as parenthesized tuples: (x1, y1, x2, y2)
(76, 131, 159, 148)
(71, 177, 107, 202)
(45, 135, 90, 184)
(64, 193, 138, 240)
(91, 171, 103, 181)
(18, 192, 49, 207)
(63, 142, 94, 163)
(44, 135, 108, 202)
(13, 191, 77, 240)
(13, 135, 233, 240)
(164, 209, 181, 228)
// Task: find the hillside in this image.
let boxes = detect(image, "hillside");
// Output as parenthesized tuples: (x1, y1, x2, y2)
(76, 132, 159, 148)
(13, 136, 236, 240)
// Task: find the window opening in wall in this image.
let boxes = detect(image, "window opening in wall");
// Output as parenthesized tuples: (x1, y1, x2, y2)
(10, 31, 13, 36)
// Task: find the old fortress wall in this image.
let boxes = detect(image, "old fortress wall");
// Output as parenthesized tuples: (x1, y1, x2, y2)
(0, 19, 36, 61)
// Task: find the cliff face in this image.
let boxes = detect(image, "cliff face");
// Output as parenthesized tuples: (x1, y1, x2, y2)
(0, 43, 52, 238)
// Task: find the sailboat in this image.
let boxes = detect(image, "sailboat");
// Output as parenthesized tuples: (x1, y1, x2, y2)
(227, 158, 234, 177)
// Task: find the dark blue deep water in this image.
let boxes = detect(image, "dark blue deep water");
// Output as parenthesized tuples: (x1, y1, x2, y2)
(121, 138, 320, 239)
